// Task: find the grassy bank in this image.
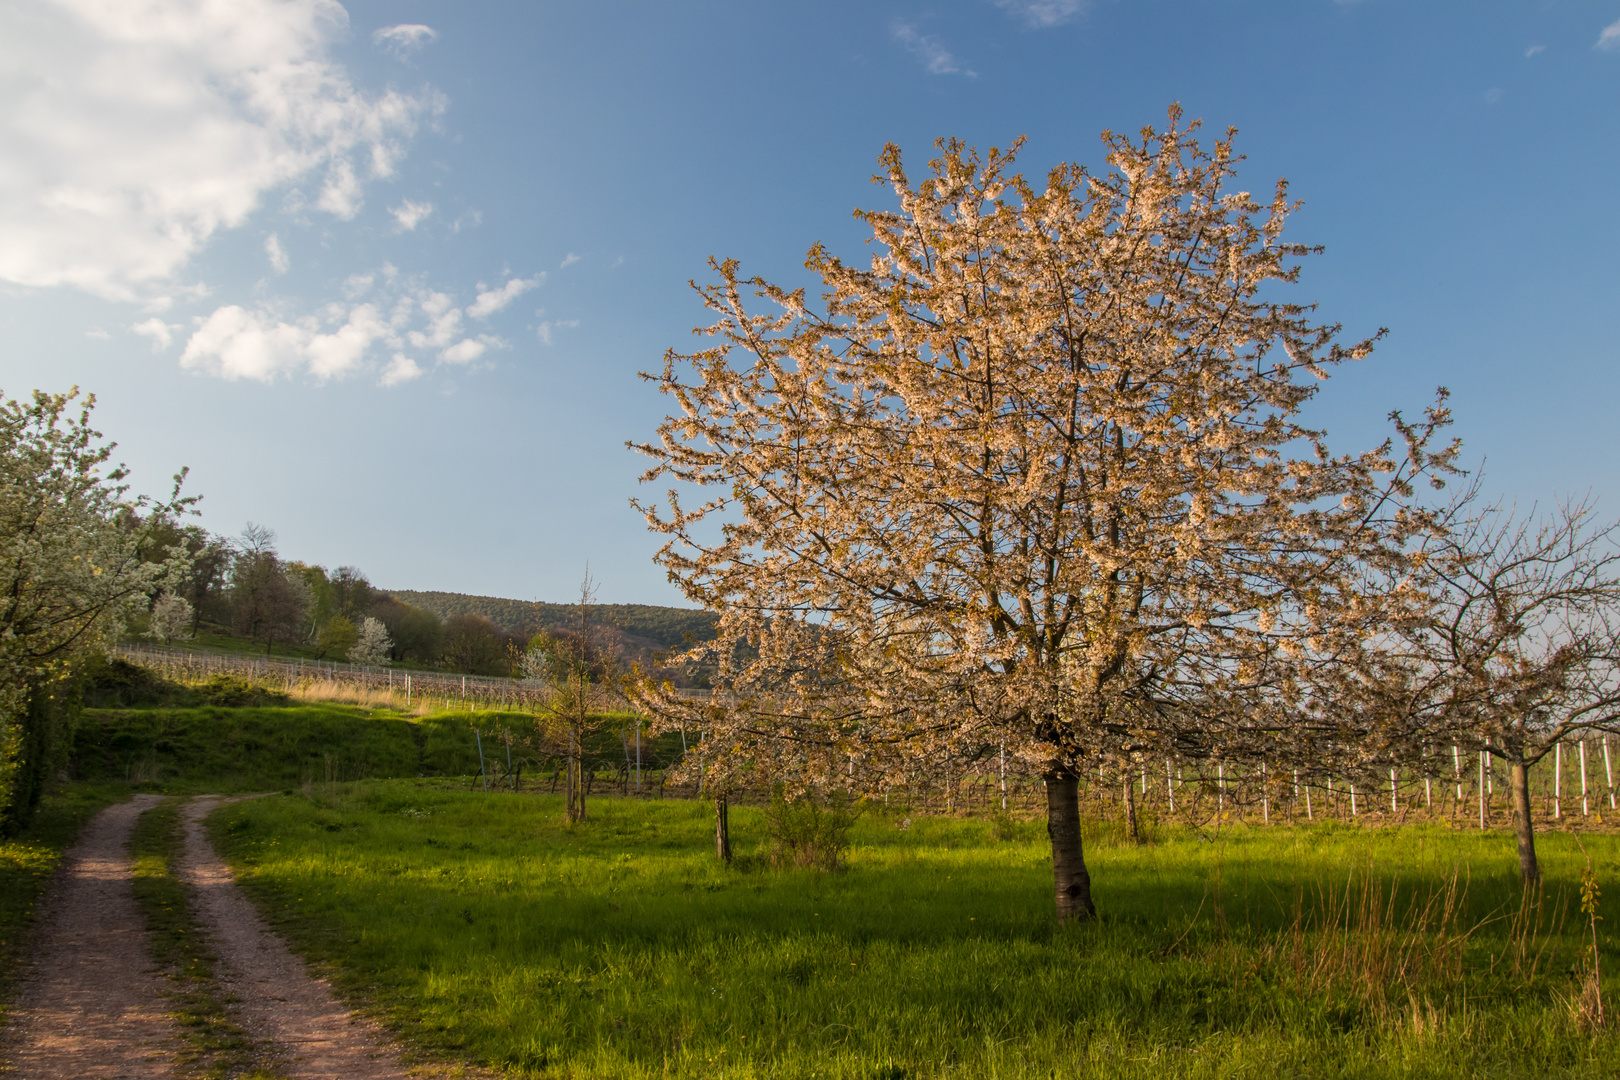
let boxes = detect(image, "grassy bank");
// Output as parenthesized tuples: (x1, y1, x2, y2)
(71, 705, 668, 792)
(212, 781, 1620, 1079)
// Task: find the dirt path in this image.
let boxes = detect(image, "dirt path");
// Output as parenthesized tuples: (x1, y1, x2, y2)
(177, 796, 408, 1080)
(2, 793, 179, 1079)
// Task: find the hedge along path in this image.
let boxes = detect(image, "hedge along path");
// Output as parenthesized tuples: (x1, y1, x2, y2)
(2, 793, 179, 1080)
(176, 796, 409, 1080)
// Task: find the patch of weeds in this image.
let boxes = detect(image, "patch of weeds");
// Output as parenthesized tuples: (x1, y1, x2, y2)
(130, 798, 286, 1079)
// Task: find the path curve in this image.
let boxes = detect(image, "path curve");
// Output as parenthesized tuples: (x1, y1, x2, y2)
(3, 793, 178, 1080)
(177, 796, 408, 1080)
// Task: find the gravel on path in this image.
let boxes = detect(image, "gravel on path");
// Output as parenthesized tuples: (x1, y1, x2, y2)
(2, 793, 178, 1080)
(177, 796, 409, 1080)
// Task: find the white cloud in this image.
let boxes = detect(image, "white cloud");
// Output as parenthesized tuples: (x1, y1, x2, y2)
(265, 233, 289, 274)
(372, 23, 437, 59)
(1526, 44, 1546, 57)
(991, 0, 1084, 28)
(131, 316, 179, 350)
(84, 328, 110, 339)
(892, 22, 966, 76)
(467, 274, 542, 318)
(439, 338, 487, 365)
(559, 252, 582, 269)
(406, 290, 464, 349)
(536, 318, 578, 346)
(1600, 19, 1620, 50)
(380, 352, 422, 386)
(180, 301, 386, 381)
(390, 199, 433, 231)
(1484, 87, 1503, 104)
(176, 264, 526, 384)
(0, 0, 440, 301)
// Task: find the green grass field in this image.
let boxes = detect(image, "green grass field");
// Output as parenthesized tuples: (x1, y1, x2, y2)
(209, 781, 1620, 1079)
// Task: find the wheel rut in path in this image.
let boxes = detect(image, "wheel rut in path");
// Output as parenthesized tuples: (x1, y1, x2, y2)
(177, 796, 408, 1080)
(2, 793, 179, 1080)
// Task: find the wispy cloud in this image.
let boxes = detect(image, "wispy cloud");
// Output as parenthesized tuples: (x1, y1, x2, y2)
(1526, 44, 1546, 57)
(1599, 18, 1620, 50)
(132, 317, 179, 351)
(559, 252, 582, 269)
(373, 24, 438, 60)
(84, 329, 110, 340)
(467, 274, 543, 319)
(537, 319, 579, 346)
(391, 200, 434, 231)
(991, 0, 1084, 29)
(265, 234, 289, 275)
(892, 21, 967, 76)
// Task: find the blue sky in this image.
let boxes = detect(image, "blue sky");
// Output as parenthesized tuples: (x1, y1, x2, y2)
(3, 0, 1619, 605)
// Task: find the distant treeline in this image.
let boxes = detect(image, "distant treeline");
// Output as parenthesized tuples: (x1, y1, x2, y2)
(388, 591, 717, 651)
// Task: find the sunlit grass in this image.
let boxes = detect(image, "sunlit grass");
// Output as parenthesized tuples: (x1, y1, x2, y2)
(214, 783, 1620, 1078)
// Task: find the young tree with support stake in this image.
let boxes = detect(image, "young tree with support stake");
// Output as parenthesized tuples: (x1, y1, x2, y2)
(632, 110, 1456, 923)
(533, 573, 620, 823)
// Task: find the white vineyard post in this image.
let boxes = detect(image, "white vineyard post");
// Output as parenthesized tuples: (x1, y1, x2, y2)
(1581, 739, 1589, 816)
(1390, 767, 1398, 813)
(1479, 749, 1487, 829)
(1218, 761, 1225, 810)
(1555, 742, 1563, 819)
(1606, 736, 1617, 811)
(1350, 780, 1357, 817)
(1166, 759, 1174, 813)
(1262, 762, 1269, 824)
(999, 740, 1007, 812)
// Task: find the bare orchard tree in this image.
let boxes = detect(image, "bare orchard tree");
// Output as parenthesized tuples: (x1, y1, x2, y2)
(1396, 496, 1620, 884)
(632, 111, 1458, 923)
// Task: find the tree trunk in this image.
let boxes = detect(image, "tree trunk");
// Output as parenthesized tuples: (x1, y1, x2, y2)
(1510, 758, 1540, 885)
(714, 792, 732, 864)
(1046, 765, 1096, 923)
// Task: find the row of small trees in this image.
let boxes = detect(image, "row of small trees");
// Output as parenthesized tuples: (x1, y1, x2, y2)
(627, 110, 1620, 920)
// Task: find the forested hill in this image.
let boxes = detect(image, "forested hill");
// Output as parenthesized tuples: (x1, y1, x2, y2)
(387, 591, 718, 650)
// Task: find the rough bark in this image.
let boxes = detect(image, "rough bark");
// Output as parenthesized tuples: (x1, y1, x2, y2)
(1046, 766, 1096, 922)
(714, 791, 732, 864)
(1510, 758, 1540, 885)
